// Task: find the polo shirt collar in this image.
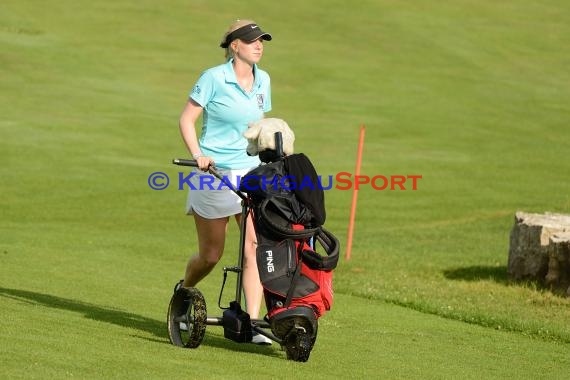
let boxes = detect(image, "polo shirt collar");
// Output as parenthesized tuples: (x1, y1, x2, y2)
(224, 59, 260, 89)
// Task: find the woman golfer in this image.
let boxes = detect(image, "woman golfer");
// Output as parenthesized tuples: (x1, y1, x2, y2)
(177, 19, 273, 345)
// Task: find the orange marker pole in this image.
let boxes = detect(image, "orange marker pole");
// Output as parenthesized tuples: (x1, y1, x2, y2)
(345, 124, 365, 261)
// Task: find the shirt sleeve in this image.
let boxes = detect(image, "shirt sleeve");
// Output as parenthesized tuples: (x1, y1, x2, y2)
(189, 70, 215, 107)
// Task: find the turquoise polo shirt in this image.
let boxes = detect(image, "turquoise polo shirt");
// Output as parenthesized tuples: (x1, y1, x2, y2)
(189, 59, 272, 169)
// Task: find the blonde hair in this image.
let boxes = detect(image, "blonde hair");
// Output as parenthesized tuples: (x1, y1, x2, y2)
(221, 19, 256, 60)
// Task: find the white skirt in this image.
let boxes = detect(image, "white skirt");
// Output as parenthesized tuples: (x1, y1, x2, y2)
(185, 167, 254, 219)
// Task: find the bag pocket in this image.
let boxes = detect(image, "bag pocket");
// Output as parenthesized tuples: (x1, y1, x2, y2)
(256, 240, 296, 297)
(257, 239, 319, 299)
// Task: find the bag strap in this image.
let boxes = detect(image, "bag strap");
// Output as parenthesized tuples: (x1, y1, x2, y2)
(283, 243, 305, 308)
(259, 198, 320, 240)
(301, 227, 340, 271)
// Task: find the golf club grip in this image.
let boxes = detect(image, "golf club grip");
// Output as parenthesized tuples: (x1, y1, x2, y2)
(274, 131, 283, 157)
(172, 158, 198, 167)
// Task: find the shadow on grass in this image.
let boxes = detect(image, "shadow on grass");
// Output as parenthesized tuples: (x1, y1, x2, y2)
(0, 287, 281, 357)
(443, 266, 570, 299)
(443, 265, 509, 285)
(201, 335, 282, 358)
(0, 286, 166, 338)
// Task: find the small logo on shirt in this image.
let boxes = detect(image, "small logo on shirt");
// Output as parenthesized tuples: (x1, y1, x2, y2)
(191, 85, 201, 95)
(256, 94, 265, 110)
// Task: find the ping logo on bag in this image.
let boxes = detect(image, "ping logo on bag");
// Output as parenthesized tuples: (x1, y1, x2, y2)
(256, 241, 295, 287)
(265, 249, 274, 273)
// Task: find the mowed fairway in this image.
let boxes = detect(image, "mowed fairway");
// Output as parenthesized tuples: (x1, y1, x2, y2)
(1, 0, 569, 379)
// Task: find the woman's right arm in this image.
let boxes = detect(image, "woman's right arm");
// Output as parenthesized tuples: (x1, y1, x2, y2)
(179, 99, 214, 170)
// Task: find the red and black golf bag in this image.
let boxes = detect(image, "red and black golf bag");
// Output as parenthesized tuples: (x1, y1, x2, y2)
(239, 152, 340, 341)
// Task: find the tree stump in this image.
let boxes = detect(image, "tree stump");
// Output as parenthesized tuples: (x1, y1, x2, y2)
(508, 212, 570, 295)
(545, 232, 570, 295)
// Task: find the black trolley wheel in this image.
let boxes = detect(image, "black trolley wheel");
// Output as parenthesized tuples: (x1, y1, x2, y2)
(167, 287, 207, 348)
(283, 320, 318, 362)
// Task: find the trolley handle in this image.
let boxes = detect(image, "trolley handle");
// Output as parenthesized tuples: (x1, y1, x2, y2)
(172, 158, 247, 201)
(172, 158, 199, 167)
(172, 158, 216, 175)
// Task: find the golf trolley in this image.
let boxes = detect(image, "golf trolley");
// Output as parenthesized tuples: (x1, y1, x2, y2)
(167, 133, 339, 362)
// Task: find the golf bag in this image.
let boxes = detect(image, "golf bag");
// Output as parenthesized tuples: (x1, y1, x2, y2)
(239, 153, 339, 339)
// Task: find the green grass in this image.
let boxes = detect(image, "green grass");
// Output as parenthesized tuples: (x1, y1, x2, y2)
(2, 0, 570, 378)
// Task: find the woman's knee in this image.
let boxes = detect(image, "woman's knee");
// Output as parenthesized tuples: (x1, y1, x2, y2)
(198, 249, 223, 268)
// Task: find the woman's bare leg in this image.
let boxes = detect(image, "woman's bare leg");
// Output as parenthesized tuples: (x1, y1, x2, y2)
(183, 214, 229, 287)
(235, 213, 263, 319)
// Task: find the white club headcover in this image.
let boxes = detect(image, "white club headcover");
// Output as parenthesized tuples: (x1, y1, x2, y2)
(243, 118, 295, 156)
